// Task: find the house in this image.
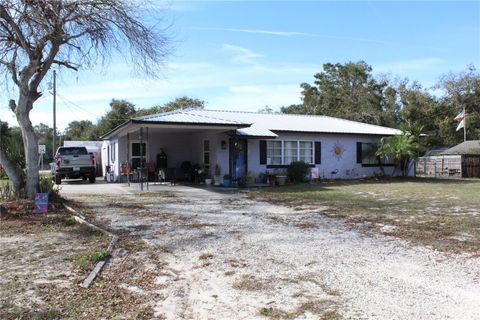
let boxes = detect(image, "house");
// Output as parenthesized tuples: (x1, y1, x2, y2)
(100, 109, 403, 182)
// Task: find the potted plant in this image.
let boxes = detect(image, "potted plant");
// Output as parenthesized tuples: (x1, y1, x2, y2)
(238, 172, 253, 188)
(213, 164, 222, 186)
(223, 174, 231, 187)
(204, 168, 212, 185)
(274, 168, 287, 186)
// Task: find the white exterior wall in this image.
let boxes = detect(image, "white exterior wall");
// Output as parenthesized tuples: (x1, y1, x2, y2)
(248, 133, 396, 179)
(106, 130, 402, 182)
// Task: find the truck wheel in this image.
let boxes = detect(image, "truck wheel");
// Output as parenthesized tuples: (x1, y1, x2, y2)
(55, 174, 62, 185)
(89, 172, 96, 183)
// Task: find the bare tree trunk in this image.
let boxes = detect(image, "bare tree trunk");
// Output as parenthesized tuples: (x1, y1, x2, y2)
(0, 147, 23, 193)
(16, 95, 39, 199)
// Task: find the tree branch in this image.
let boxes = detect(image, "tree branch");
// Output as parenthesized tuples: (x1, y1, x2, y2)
(53, 59, 79, 71)
(0, 5, 33, 57)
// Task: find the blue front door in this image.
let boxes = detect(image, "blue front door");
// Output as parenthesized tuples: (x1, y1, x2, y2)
(230, 139, 247, 181)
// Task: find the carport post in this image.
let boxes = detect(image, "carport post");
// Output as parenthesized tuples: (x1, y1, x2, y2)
(140, 127, 144, 191)
(146, 127, 149, 191)
(127, 133, 130, 186)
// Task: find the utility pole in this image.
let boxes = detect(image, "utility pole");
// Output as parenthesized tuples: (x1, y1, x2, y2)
(52, 70, 57, 158)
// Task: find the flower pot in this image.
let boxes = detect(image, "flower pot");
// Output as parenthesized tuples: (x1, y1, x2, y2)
(223, 179, 231, 187)
(276, 175, 287, 186)
(205, 178, 212, 185)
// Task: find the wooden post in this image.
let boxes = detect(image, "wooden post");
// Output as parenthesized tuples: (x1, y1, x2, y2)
(140, 127, 144, 191)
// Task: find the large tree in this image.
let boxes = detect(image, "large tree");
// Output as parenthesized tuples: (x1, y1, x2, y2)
(95, 99, 137, 137)
(0, 0, 169, 198)
(282, 61, 397, 126)
(64, 120, 96, 141)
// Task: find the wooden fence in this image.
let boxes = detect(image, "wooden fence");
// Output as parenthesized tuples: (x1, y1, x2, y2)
(462, 156, 480, 178)
(416, 155, 462, 178)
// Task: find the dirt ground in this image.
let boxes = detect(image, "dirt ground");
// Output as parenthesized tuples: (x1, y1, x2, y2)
(51, 181, 480, 320)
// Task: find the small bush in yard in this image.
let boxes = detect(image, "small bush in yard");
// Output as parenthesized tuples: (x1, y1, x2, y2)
(38, 176, 61, 203)
(287, 161, 311, 183)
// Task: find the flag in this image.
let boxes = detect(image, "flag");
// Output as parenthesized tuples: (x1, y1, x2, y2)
(454, 111, 465, 121)
(456, 119, 465, 131)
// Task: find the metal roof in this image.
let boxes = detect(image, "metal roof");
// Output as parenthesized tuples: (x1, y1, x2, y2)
(133, 110, 249, 126)
(187, 109, 401, 136)
(442, 140, 480, 155)
(104, 108, 402, 139)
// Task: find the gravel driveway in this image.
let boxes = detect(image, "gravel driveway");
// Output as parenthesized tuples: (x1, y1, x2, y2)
(61, 182, 480, 320)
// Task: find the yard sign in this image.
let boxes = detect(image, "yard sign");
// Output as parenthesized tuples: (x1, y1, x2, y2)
(34, 193, 49, 214)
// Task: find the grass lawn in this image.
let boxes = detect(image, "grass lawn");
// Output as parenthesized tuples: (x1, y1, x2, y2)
(253, 178, 480, 254)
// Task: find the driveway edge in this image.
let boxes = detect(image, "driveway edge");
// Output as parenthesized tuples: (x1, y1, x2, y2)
(63, 203, 119, 288)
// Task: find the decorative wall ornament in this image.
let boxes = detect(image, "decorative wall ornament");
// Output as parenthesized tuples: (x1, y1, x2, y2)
(331, 141, 346, 160)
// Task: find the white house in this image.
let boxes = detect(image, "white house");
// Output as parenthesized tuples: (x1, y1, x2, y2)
(100, 109, 402, 182)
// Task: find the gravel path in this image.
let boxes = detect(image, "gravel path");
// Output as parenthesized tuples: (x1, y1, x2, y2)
(62, 183, 480, 320)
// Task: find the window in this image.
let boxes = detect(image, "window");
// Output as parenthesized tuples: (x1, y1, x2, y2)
(203, 140, 210, 168)
(131, 142, 147, 169)
(267, 140, 314, 165)
(267, 140, 282, 165)
(110, 143, 116, 162)
(357, 142, 394, 166)
(299, 141, 313, 163)
(284, 141, 298, 164)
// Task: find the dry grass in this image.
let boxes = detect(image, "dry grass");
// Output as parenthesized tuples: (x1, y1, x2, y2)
(253, 178, 480, 253)
(232, 275, 271, 291)
(258, 299, 342, 319)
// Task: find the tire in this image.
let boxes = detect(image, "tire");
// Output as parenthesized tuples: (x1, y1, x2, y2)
(82, 176, 87, 181)
(55, 173, 62, 185)
(89, 172, 96, 183)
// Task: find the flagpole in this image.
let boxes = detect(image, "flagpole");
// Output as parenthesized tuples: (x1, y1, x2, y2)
(464, 107, 467, 142)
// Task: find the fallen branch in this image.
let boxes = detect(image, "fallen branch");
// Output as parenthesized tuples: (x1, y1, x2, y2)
(63, 203, 119, 288)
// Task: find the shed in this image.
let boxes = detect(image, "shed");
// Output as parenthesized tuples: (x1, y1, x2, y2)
(442, 140, 480, 178)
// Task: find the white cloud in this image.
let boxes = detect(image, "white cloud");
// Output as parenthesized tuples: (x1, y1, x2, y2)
(195, 27, 307, 37)
(222, 44, 264, 65)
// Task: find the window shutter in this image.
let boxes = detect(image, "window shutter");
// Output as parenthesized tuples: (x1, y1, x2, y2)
(356, 142, 363, 163)
(314, 141, 321, 164)
(260, 140, 267, 165)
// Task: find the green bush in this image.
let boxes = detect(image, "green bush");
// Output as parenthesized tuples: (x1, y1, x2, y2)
(287, 161, 311, 183)
(38, 175, 61, 203)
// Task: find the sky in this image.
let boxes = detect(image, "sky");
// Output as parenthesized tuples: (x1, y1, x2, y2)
(1, 0, 479, 131)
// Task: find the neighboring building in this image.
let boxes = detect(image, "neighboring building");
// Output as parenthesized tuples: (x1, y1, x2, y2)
(416, 140, 480, 178)
(442, 140, 480, 155)
(100, 109, 404, 182)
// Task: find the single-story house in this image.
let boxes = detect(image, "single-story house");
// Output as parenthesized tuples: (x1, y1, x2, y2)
(100, 109, 404, 182)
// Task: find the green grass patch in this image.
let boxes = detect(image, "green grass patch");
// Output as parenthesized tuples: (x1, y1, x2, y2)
(66, 249, 111, 269)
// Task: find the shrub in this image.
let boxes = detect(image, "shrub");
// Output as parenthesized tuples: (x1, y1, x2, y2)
(38, 175, 61, 203)
(287, 161, 311, 183)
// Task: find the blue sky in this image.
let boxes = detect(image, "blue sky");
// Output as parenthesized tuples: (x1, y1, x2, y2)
(1, 0, 479, 130)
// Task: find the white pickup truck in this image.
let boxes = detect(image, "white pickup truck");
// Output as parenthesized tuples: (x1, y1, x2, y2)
(51, 146, 96, 184)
